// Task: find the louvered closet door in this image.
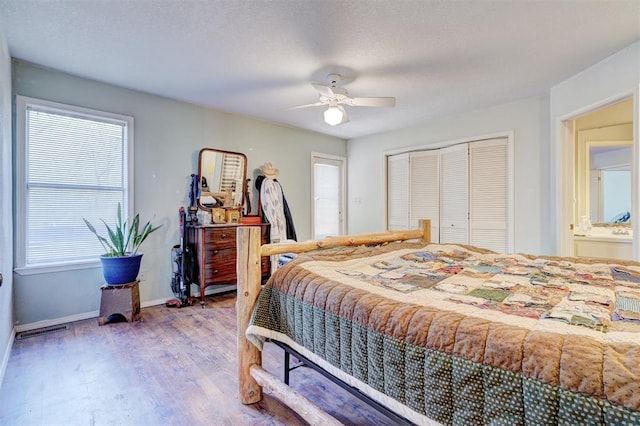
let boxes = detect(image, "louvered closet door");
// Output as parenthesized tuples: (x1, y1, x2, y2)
(387, 153, 410, 230)
(440, 144, 469, 244)
(469, 138, 509, 253)
(410, 150, 439, 242)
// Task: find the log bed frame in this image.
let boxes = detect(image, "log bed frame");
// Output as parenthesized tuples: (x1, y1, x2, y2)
(236, 220, 431, 425)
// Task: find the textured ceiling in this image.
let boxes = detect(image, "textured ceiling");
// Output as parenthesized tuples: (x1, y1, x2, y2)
(0, 0, 639, 139)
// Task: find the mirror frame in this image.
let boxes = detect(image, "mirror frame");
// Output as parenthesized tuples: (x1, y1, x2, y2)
(197, 148, 247, 212)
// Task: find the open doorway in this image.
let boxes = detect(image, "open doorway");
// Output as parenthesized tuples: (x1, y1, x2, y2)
(561, 97, 635, 260)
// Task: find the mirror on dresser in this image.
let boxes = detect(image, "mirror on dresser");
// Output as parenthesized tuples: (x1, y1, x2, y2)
(197, 148, 247, 211)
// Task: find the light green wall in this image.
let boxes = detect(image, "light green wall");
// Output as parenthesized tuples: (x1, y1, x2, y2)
(0, 24, 14, 382)
(12, 60, 346, 326)
(347, 96, 550, 255)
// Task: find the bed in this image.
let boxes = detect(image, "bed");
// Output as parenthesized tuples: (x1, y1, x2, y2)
(236, 221, 640, 425)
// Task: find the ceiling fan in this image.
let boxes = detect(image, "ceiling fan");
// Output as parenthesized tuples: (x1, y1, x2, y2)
(291, 74, 396, 126)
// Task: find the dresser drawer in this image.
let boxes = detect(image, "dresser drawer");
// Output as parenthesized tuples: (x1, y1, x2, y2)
(203, 248, 271, 283)
(203, 265, 236, 284)
(202, 227, 236, 248)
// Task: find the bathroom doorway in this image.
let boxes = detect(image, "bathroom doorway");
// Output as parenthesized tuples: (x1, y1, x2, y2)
(561, 97, 636, 259)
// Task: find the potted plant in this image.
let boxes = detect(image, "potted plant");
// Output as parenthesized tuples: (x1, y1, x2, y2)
(84, 203, 162, 285)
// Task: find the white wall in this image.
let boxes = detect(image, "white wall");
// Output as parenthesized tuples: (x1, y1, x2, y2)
(550, 40, 640, 255)
(12, 61, 346, 326)
(0, 23, 14, 386)
(348, 96, 549, 255)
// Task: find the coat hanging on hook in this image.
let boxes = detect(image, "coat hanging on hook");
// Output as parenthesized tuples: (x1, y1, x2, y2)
(256, 162, 297, 243)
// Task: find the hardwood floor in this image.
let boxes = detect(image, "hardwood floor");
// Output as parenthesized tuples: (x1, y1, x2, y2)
(0, 292, 397, 426)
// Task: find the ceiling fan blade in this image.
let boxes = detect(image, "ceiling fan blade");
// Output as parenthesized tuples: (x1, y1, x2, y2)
(340, 109, 350, 125)
(311, 83, 335, 97)
(350, 97, 396, 107)
(288, 102, 325, 110)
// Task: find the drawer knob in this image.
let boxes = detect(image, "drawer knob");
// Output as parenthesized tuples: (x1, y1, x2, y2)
(212, 250, 219, 255)
(221, 233, 228, 239)
(213, 269, 218, 275)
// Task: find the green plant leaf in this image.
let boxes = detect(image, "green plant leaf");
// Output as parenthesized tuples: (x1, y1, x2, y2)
(84, 202, 162, 257)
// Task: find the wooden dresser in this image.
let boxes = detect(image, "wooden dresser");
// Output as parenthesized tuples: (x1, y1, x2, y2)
(186, 223, 270, 305)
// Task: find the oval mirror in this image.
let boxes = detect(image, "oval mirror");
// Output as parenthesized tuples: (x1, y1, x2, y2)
(197, 148, 247, 212)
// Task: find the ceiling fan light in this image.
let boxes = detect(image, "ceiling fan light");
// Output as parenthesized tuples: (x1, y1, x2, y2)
(324, 106, 343, 126)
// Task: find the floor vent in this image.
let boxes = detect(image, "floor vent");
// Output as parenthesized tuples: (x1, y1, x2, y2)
(16, 324, 69, 340)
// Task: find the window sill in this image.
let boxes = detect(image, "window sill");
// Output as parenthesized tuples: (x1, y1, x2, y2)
(14, 259, 101, 276)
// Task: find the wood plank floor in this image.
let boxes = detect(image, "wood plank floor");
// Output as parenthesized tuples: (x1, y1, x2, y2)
(0, 292, 397, 425)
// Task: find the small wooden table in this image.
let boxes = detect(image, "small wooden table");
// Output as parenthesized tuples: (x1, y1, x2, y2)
(98, 280, 141, 325)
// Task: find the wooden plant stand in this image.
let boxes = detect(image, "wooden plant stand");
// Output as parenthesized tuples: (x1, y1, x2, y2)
(98, 280, 141, 326)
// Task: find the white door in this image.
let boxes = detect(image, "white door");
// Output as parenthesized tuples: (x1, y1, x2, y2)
(387, 153, 410, 230)
(312, 153, 346, 239)
(469, 138, 509, 253)
(440, 144, 469, 244)
(410, 150, 440, 242)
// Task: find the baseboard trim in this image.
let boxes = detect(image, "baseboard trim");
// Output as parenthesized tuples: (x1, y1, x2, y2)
(14, 288, 237, 333)
(0, 326, 16, 390)
(141, 298, 169, 308)
(15, 311, 99, 332)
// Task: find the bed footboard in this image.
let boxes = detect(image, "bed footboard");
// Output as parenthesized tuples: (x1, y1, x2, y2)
(236, 221, 431, 423)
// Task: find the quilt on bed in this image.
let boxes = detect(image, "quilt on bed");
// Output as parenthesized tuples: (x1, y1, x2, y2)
(246, 242, 640, 425)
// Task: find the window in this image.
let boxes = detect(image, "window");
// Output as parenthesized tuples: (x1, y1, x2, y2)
(16, 96, 133, 273)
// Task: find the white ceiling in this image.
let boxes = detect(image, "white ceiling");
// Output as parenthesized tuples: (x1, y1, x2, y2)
(0, 1, 639, 139)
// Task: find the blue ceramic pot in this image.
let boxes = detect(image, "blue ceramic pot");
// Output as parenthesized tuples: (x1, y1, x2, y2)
(100, 253, 143, 285)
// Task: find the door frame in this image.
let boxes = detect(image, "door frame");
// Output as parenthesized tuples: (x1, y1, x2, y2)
(557, 88, 639, 258)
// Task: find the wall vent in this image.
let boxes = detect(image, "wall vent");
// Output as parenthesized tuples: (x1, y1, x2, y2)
(16, 324, 69, 340)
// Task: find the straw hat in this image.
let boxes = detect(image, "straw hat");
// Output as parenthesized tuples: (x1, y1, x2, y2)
(260, 162, 279, 179)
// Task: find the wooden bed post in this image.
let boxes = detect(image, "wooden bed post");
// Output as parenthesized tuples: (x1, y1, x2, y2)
(236, 226, 263, 404)
(420, 219, 431, 243)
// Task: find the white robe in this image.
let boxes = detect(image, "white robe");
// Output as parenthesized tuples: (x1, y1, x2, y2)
(259, 177, 287, 243)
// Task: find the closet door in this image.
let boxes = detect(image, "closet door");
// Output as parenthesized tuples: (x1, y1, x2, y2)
(469, 138, 510, 253)
(410, 150, 440, 242)
(387, 153, 409, 230)
(440, 144, 469, 244)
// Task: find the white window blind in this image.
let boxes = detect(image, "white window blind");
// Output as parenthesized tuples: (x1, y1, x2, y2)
(220, 153, 244, 192)
(17, 97, 132, 269)
(313, 163, 340, 239)
(312, 153, 346, 240)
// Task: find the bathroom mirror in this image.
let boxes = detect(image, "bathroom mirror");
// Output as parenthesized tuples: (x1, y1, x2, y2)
(588, 143, 631, 223)
(197, 148, 247, 211)
(576, 140, 632, 225)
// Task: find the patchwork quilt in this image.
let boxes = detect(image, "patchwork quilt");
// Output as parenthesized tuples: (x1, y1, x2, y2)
(247, 242, 640, 425)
